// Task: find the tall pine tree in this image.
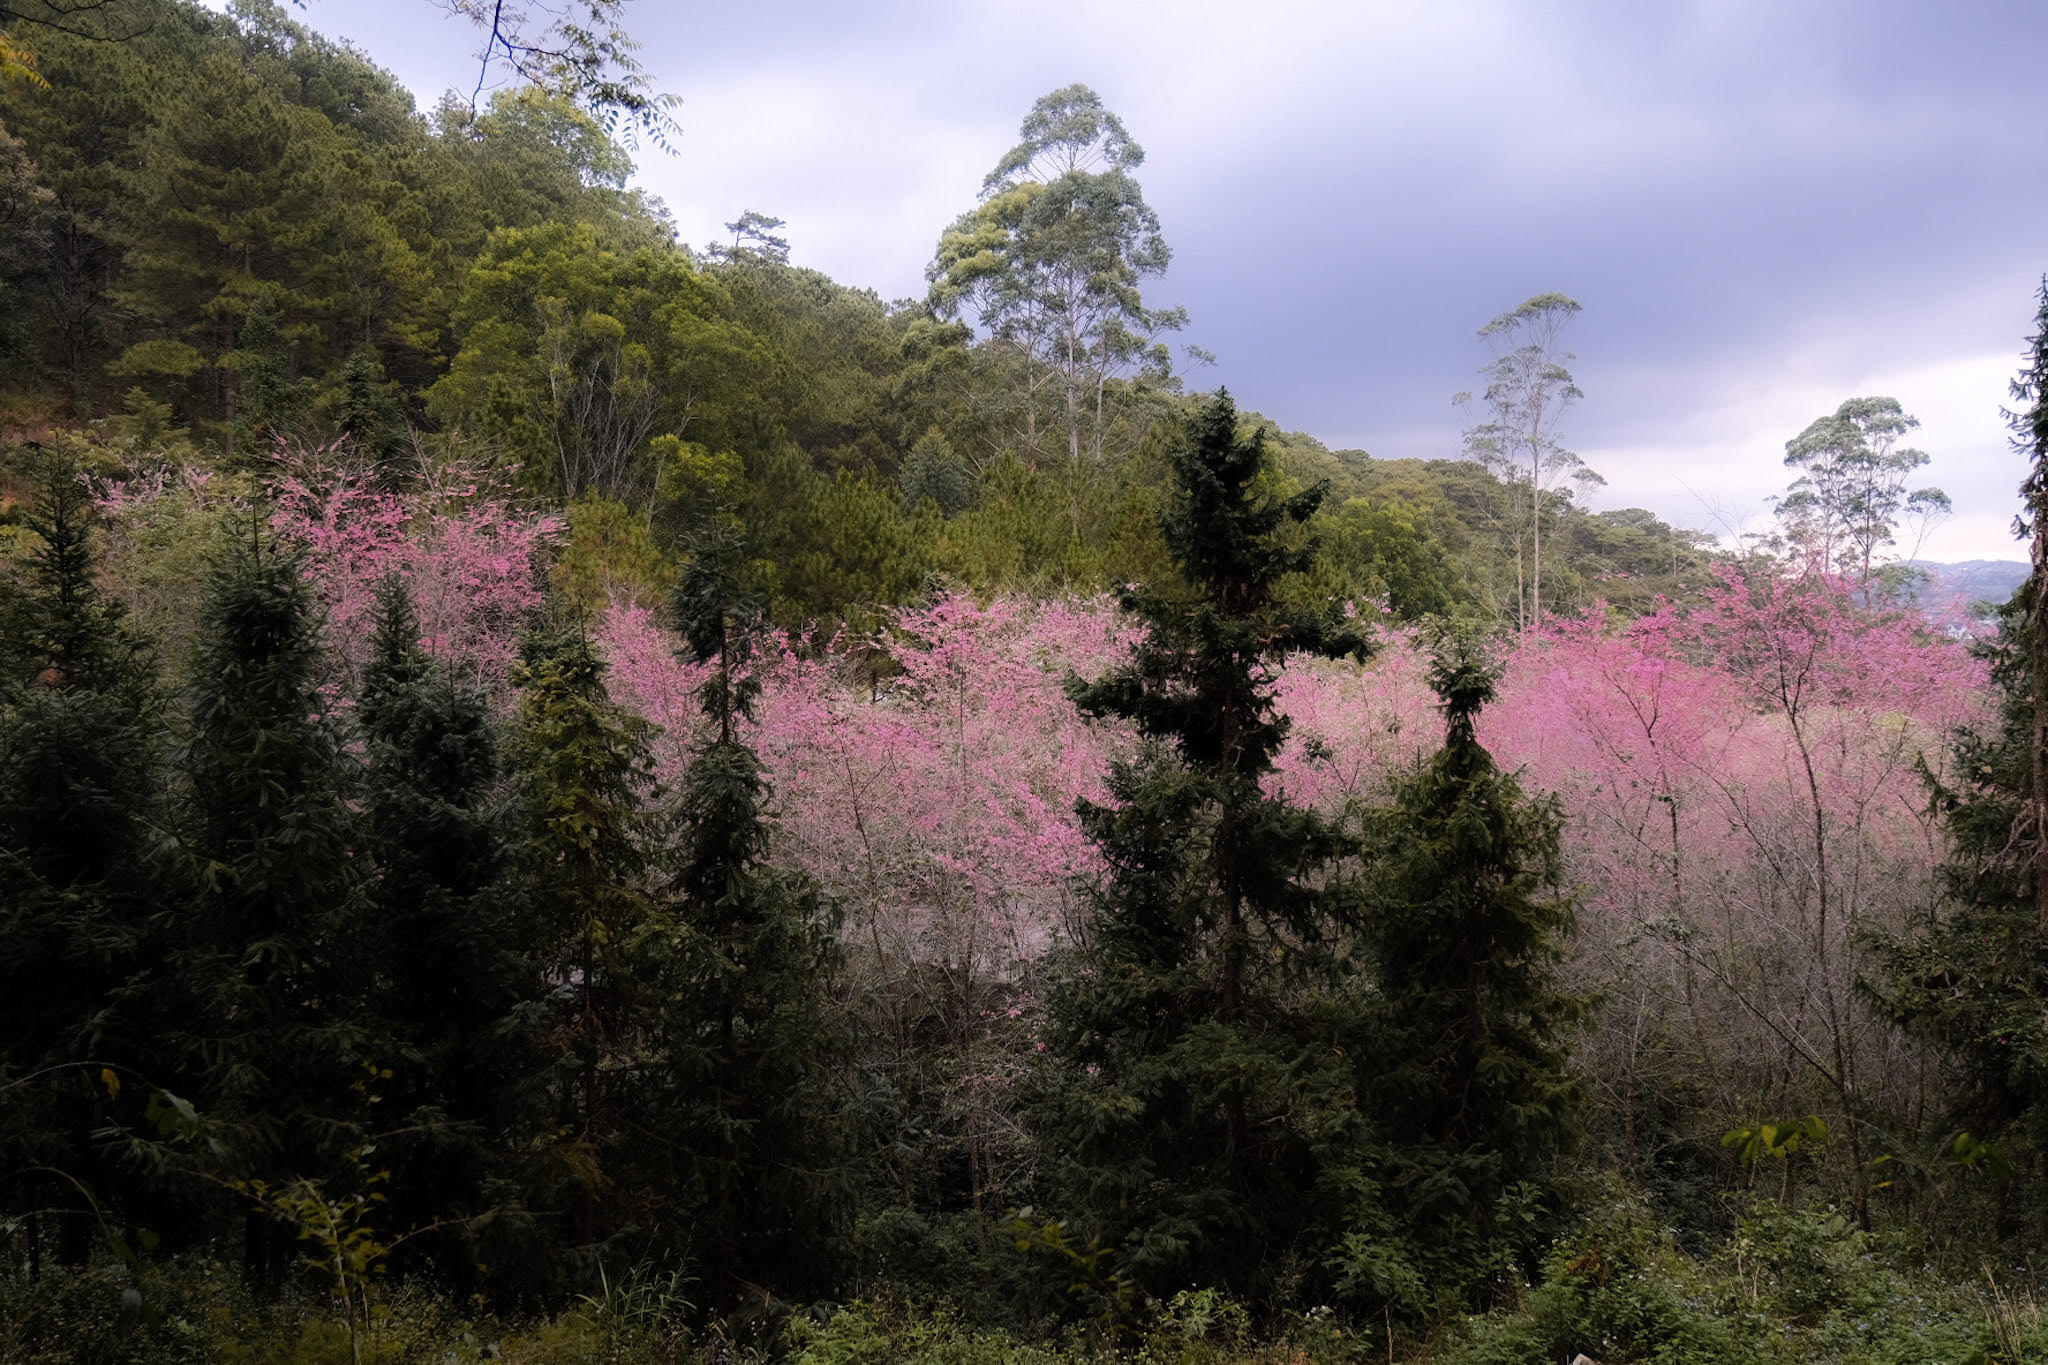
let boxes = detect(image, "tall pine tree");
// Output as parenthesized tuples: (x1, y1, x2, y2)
(355, 576, 546, 1287)
(1348, 638, 1582, 1301)
(168, 514, 363, 1283)
(1867, 281, 2048, 1218)
(508, 622, 652, 1258)
(636, 525, 847, 1302)
(0, 452, 166, 1263)
(1030, 390, 1370, 1303)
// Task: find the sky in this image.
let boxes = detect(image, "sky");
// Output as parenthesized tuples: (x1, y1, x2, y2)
(284, 0, 2048, 561)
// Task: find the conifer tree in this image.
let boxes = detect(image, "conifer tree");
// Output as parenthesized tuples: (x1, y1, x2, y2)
(508, 621, 653, 1252)
(1868, 283, 2048, 1202)
(0, 452, 165, 1260)
(1351, 639, 1583, 1289)
(355, 576, 543, 1283)
(638, 524, 846, 1300)
(1867, 600, 2047, 1177)
(332, 346, 407, 478)
(2021, 278, 2048, 929)
(229, 291, 304, 465)
(168, 515, 363, 1282)
(1031, 390, 1370, 1302)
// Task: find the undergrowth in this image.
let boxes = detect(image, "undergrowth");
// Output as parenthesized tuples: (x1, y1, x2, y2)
(4, 1196, 2044, 1363)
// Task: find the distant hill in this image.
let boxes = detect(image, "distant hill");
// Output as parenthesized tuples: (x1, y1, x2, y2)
(1906, 559, 2029, 619)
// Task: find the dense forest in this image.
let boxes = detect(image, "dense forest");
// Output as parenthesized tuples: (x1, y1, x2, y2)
(1, 2, 2044, 1362)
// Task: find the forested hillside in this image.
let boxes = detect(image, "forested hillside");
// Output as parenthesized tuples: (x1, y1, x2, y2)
(0, 0, 1719, 630)
(2, 3, 2045, 1363)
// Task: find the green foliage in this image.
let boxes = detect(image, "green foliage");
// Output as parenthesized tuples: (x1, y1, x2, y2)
(1304, 495, 1463, 619)
(553, 492, 676, 614)
(1865, 515, 2048, 1214)
(509, 624, 654, 1253)
(932, 446, 1173, 596)
(328, 348, 406, 473)
(430, 221, 758, 505)
(1033, 392, 1371, 1306)
(900, 427, 977, 516)
(710, 257, 914, 475)
(166, 515, 363, 1274)
(0, 450, 165, 1264)
(1446, 1204, 1747, 1365)
(633, 527, 848, 1301)
(227, 290, 309, 464)
(745, 445, 937, 628)
(786, 1299, 1070, 1365)
(1350, 636, 1583, 1304)
(355, 578, 547, 1290)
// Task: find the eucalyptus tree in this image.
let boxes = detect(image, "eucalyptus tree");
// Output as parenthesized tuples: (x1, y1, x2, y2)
(1777, 395, 1948, 598)
(927, 84, 1186, 466)
(1456, 292, 1596, 628)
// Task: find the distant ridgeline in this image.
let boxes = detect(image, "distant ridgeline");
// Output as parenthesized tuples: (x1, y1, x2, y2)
(1904, 559, 2030, 619)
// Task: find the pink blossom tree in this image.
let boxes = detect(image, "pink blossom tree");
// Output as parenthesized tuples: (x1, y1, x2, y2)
(269, 443, 561, 690)
(1481, 569, 1986, 1214)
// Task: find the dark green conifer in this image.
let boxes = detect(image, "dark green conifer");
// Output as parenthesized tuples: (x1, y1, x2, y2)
(0, 452, 165, 1261)
(168, 515, 362, 1282)
(899, 427, 976, 517)
(508, 621, 653, 1254)
(1867, 599, 2047, 1195)
(640, 524, 847, 1301)
(228, 291, 304, 466)
(1031, 390, 1370, 1303)
(355, 576, 545, 1286)
(333, 346, 407, 478)
(1865, 284, 2048, 1211)
(1349, 638, 1583, 1295)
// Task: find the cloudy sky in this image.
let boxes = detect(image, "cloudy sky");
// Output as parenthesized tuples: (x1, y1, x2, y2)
(292, 0, 2047, 561)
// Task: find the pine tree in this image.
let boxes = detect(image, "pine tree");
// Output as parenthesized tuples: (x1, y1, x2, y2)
(2021, 279, 2048, 929)
(229, 291, 305, 465)
(332, 345, 407, 479)
(355, 576, 545, 1286)
(899, 426, 976, 517)
(1030, 390, 1370, 1302)
(508, 621, 653, 1254)
(168, 514, 363, 1283)
(637, 524, 847, 1300)
(1865, 288, 2048, 1209)
(1350, 638, 1583, 1293)
(0, 452, 165, 1263)
(1867, 600, 2046, 1189)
